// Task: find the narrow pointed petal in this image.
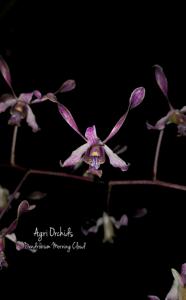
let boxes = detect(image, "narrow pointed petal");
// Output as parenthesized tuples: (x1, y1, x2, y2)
(148, 296, 160, 300)
(0, 56, 12, 88)
(85, 126, 99, 144)
(146, 113, 170, 130)
(26, 106, 40, 132)
(103, 110, 129, 143)
(58, 104, 86, 140)
(114, 214, 128, 229)
(154, 64, 168, 98)
(61, 143, 89, 167)
(129, 87, 145, 109)
(0, 95, 16, 113)
(104, 145, 129, 171)
(57, 80, 76, 93)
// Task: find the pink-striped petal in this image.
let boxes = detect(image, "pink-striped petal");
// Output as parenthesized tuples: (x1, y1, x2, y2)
(0, 56, 12, 88)
(58, 104, 86, 140)
(154, 64, 168, 98)
(129, 87, 145, 109)
(148, 296, 160, 300)
(103, 110, 129, 143)
(165, 269, 182, 300)
(85, 126, 99, 144)
(61, 143, 89, 167)
(104, 145, 129, 171)
(56, 80, 76, 93)
(26, 106, 40, 132)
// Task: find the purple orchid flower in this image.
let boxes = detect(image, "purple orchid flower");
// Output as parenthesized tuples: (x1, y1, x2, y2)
(0, 56, 76, 131)
(0, 200, 36, 269)
(82, 212, 128, 243)
(59, 87, 145, 177)
(147, 65, 186, 136)
(148, 263, 186, 300)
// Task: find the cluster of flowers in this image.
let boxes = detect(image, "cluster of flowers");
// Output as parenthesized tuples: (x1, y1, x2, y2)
(1, 57, 186, 298)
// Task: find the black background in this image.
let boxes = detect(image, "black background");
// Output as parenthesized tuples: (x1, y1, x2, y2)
(0, 1, 186, 299)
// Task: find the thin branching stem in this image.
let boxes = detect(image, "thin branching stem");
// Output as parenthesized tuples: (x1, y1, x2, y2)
(10, 125, 18, 166)
(153, 129, 164, 180)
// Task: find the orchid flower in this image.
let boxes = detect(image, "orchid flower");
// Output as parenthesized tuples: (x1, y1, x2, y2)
(147, 65, 186, 136)
(0, 200, 36, 269)
(148, 263, 186, 300)
(59, 87, 145, 177)
(0, 56, 76, 131)
(82, 212, 128, 243)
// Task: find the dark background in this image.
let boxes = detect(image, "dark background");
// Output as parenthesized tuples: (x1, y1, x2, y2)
(0, 1, 186, 298)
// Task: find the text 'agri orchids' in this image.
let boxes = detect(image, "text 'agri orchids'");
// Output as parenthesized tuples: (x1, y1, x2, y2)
(0, 56, 76, 131)
(148, 263, 186, 300)
(0, 200, 36, 269)
(147, 65, 186, 136)
(59, 87, 145, 177)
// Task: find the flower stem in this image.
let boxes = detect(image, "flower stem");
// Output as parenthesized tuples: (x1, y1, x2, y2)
(153, 129, 164, 180)
(108, 179, 186, 192)
(10, 125, 18, 166)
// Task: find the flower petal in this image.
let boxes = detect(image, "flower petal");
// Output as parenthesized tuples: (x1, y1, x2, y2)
(103, 111, 129, 143)
(148, 296, 160, 300)
(165, 269, 182, 300)
(58, 104, 86, 140)
(0, 56, 12, 88)
(114, 214, 128, 229)
(17, 200, 36, 218)
(180, 106, 186, 113)
(19, 92, 35, 104)
(26, 106, 40, 132)
(147, 113, 170, 130)
(85, 126, 99, 144)
(129, 87, 145, 109)
(61, 143, 89, 167)
(5, 233, 17, 243)
(82, 218, 103, 235)
(0, 95, 16, 113)
(154, 64, 168, 98)
(56, 80, 76, 93)
(104, 145, 129, 171)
